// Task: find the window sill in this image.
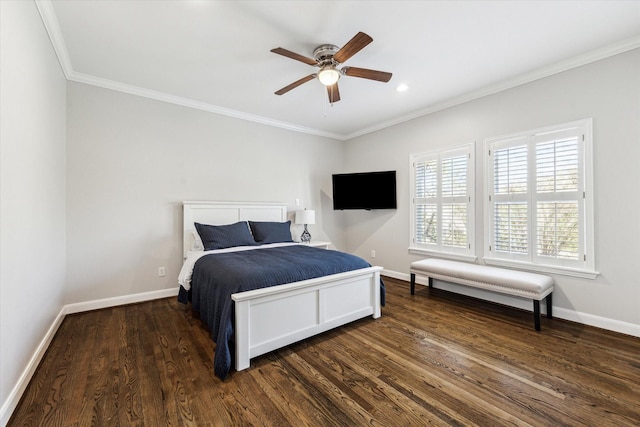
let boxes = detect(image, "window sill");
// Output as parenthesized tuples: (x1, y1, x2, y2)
(482, 258, 599, 279)
(408, 247, 477, 263)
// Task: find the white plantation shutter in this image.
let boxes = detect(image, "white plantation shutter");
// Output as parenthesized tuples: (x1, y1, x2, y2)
(536, 137, 579, 194)
(416, 203, 437, 245)
(494, 202, 528, 254)
(492, 141, 529, 258)
(486, 119, 593, 273)
(536, 202, 579, 259)
(442, 203, 467, 248)
(415, 158, 437, 198)
(535, 135, 581, 261)
(494, 144, 528, 196)
(414, 158, 437, 245)
(441, 154, 468, 249)
(442, 155, 468, 198)
(411, 144, 474, 257)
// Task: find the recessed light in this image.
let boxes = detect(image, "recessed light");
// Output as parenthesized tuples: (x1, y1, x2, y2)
(396, 84, 408, 92)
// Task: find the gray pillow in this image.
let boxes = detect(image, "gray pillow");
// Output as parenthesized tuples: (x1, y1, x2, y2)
(194, 221, 257, 250)
(249, 221, 293, 244)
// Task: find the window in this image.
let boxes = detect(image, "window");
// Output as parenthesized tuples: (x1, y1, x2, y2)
(410, 143, 475, 260)
(484, 119, 596, 277)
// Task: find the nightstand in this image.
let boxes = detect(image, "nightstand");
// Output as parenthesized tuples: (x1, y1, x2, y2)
(300, 241, 330, 249)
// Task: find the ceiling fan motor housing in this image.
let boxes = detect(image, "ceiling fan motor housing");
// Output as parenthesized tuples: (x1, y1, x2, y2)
(313, 44, 340, 66)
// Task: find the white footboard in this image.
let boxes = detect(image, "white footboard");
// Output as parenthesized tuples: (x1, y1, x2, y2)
(231, 266, 383, 371)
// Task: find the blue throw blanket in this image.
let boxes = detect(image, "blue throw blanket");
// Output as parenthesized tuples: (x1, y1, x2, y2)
(184, 245, 385, 379)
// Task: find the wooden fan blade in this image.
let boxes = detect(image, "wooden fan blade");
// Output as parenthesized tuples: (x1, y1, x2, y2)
(274, 74, 317, 95)
(327, 83, 340, 103)
(270, 47, 317, 66)
(343, 66, 392, 82)
(333, 32, 373, 64)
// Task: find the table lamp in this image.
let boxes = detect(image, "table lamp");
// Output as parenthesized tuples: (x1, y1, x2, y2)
(295, 209, 315, 243)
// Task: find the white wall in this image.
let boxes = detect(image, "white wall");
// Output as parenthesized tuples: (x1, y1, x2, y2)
(0, 1, 67, 423)
(65, 82, 345, 303)
(343, 48, 640, 334)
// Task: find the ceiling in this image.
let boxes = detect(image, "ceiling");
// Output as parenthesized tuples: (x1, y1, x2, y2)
(40, 1, 640, 140)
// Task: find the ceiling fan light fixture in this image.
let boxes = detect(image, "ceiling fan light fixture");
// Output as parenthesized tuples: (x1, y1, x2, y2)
(318, 66, 340, 86)
(271, 32, 391, 102)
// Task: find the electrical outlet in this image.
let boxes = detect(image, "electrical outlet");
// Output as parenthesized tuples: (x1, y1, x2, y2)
(158, 267, 166, 277)
(371, 250, 376, 258)
(295, 198, 300, 206)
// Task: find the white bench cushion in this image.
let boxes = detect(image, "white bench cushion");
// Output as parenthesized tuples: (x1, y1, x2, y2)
(411, 258, 553, 299)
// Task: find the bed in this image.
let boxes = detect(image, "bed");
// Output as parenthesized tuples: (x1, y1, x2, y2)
(177, 201, 384, 379)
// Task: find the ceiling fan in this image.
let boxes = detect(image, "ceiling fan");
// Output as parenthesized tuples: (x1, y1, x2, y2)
(270, 32, 392, 104)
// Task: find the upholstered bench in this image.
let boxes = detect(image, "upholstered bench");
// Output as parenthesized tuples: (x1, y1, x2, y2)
(410, 258, 554, 331)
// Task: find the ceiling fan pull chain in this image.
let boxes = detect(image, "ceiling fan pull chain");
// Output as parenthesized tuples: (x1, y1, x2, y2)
(323, 89, 327, 117)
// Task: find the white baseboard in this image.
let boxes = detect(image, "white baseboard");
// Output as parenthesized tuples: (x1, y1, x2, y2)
(0, 309, 65, 427)
(381, 269, 407, 282)
(382, 270, 640, 338)
(63, 287, 179, 315)
(552, 307, 640, 337)
(0, 287, 180, 426)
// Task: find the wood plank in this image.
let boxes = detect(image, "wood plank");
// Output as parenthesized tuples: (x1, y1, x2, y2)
(8, 278, 640, 426)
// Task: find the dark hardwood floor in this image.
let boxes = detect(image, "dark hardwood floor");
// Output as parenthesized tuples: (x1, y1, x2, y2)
(9, 277, 640, 426)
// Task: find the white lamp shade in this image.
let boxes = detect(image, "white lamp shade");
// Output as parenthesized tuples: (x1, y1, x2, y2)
(295, 210, 315, 225)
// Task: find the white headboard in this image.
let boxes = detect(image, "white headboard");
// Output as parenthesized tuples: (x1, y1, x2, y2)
(183, 201, 288, 258)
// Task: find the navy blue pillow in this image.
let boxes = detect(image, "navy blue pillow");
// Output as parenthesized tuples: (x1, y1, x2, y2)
(194, 221, 257, 250)
(249, 221, 293, 244)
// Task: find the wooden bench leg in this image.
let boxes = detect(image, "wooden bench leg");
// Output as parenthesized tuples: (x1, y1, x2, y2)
(546, 293, 553, 319)
(410, 274, 434, 295)
(533, 300, 541, 331)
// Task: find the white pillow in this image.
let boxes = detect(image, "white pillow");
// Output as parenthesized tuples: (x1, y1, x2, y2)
(191, 230, 204, 251)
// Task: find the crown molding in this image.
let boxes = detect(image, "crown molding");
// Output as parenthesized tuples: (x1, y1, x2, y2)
(345, 35, 640, 140)
(34, 0, 345, 140)
(36, 0, 639, 142)
(35, 0, 73, 79)
(68, 71, 346, 140)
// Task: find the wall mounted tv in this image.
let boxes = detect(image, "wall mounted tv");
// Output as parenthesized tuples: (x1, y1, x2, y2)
(332, 170, 397, 210)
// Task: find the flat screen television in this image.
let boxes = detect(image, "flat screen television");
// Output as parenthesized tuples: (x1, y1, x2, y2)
(332, 170, 397, 210)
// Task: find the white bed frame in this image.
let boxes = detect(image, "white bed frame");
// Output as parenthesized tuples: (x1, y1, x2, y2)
(183, 201, 383, 372)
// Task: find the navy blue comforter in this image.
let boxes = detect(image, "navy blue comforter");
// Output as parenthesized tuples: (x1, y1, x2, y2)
(184, 245, 384, 379)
